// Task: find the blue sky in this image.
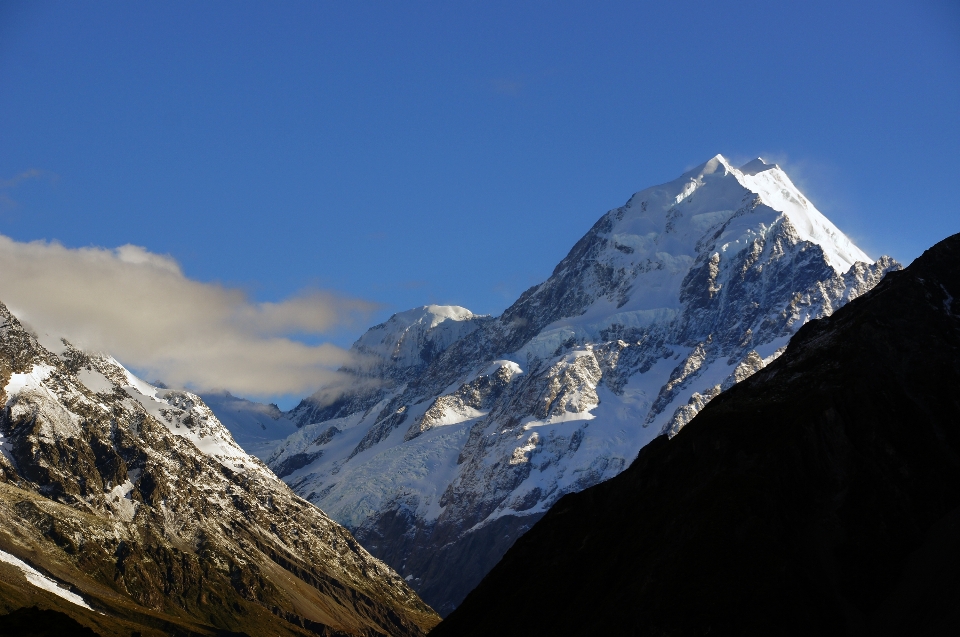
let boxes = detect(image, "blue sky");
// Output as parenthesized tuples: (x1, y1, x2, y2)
(1, 1, 958, 404)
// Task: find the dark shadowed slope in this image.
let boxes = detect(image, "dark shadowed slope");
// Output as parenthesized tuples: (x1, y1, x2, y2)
(433, 232, 960, 637)
(0, 606, 100, 636)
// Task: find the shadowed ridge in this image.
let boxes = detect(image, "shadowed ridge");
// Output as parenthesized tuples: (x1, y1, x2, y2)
(432, 232, 960, 636)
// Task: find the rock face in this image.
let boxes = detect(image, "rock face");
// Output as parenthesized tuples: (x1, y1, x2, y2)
(433, 232, 960, 637)
(0, 302, 439, 636)
(266, 155, 899, 615)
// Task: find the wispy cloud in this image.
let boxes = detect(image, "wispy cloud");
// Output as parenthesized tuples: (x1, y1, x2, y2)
(0, 169, 58, 209)
(0, 235, 378, 397)
(0, 168, 57, 190)
(489, 77, 524, 96)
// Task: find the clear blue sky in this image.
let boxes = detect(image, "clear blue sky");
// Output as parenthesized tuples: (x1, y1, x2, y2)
(1, 1, 958, 400)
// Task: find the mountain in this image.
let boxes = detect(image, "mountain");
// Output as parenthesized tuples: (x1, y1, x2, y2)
(265, 155, 899, 615)
(0, 303, 439, 636)
(198, 391, 297, 459)
(432, 232, 960, 637)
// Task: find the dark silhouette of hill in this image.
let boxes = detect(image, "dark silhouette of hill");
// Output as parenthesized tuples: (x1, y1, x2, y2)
(0, 606, 100, 636)
(433, 232, 960, 636)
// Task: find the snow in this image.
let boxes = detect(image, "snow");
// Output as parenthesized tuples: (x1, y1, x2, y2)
(107, 479, 138, 522)
(78, 368, 114, 394)
(521, 408, 596, 428)
(95, 359, 273, 478)
(433, 404, 487, 427)
(3, 364, 84, 440)
(33, 332, 69, 356)
(119, 366, 161, 399)
(0, 432, 14, 466)
(0, 548, 96, 611)
(734, 157, 870, 272)
(514, 308, 679, 361)
(477, 377, 665, 527)
(942, 284, 955, 316)
(354, 305, 487, 370)
(4, 364, 54, 404)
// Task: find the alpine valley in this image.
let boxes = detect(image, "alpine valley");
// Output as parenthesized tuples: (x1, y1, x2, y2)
(259, 155, 900, 615)
(0, 154, 907, 635)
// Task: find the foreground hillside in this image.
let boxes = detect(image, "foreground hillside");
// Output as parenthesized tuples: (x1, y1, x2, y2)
(265, 155, 897, 614)
(433, 234, 960, 636)
(0, 302, 439, 636)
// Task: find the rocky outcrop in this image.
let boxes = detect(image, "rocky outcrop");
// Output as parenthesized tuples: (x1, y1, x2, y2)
(0, 303, 439, 636)
(433, 232, 960, 636)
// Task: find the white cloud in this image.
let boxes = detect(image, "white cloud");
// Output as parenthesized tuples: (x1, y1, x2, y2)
(0, 234, 376, 397)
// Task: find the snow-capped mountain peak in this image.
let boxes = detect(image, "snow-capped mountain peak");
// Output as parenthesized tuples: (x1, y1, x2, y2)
(732, 158, 869, 272)
(617, 153, 868, 274)
(264, 155, 899, 615)
(738, 156, 776, 175)
(354, 305, 487, 370)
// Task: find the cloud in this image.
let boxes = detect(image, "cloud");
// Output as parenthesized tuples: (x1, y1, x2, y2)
(0, 168, 57, 190)
(0, 169, 59, 210)
(0, 169, 40, 189)
(0, 235, 378, 397)
(489, 78, 524, 96)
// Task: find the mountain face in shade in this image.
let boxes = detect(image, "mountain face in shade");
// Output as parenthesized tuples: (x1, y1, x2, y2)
(0, 303, 439, 637)
(432, 232, 960, 637)
(264, 155, 898, 615)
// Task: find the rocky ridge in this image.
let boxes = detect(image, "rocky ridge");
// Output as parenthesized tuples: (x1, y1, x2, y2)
(265, 155, 899, 614)
(0, 302, 439, 636)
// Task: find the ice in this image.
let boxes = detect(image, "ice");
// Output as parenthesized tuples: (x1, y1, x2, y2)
(199, 391, 297, 447)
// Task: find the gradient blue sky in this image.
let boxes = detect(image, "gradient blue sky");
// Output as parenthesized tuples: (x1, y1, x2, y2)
(1, 1, 958, 402)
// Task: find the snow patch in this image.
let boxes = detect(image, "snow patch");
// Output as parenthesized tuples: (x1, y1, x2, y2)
(942, 284, 955, 316)
(0, 548, 97, 611)
(107, 479, 138, 522)
(4, 364, 55, 404)
(78, 368, 114, 394)
(0, 432, 14, 467)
